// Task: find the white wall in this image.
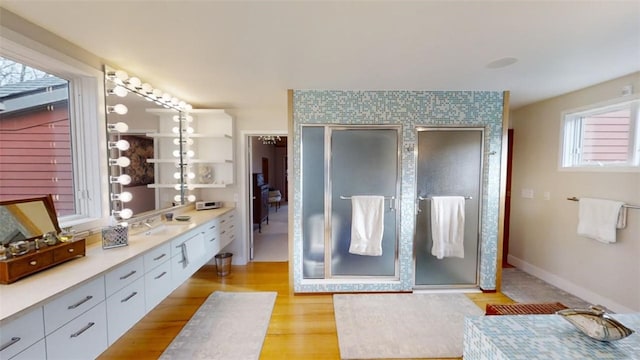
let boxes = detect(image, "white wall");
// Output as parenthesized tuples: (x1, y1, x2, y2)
(509, 72, 640, 312)
(200, 101, 289, 265)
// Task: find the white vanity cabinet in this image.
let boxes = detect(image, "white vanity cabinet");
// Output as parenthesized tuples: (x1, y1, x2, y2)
(42, 276, 108, 360)
(200, 217, 221, 261)
(171, 231, 206, 288)
(9, 339, 45, 360)
(45, 301, 108, 360)
(43, 276, 105, 334)
(219, 209, 237, 250)
(106, 276, 146, 345)
(104, 256, 145, 345)
(0, 208, 236, 360)
(0, 307, 45, 359)
(144, 242, 173, 312)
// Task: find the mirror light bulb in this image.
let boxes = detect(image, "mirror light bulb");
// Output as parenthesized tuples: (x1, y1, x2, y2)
(109, 104, 128, 115)
(185, 104, 193, 111)
(186, 127, 194, 134)
(110, 156, 130, 167)
(174, 195, 182, 202)
(173, 150, 180, 158)
(108, 122, 128, 133)
(187, 172, 196, 179)
(115, 70, 129, 81)
(173, 172, 181, 179)
(119, 191, 133, 202)
(185, 115, 194, 122)
(117, 174, 131, 185)
(110, 85, 128, 97)
(172, 126, 180, 134)
(173, 115, 181, 122)
(141, 83, 153, 93)
(174, 184, 183, 190)
(128, 77, 141, 88)
(119, 208, 133, 219)
(153, 89, 163, 98)
(187, 195, 196, 202)
(186, 150, 195, 158)
(110, 139, 130, 151)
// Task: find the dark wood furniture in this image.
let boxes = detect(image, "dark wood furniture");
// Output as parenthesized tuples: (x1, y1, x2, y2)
(0, 239, 86, 284)
(252, 173, 270, 232)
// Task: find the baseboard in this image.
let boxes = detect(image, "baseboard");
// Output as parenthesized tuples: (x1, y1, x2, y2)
(507, 255, 634, 313)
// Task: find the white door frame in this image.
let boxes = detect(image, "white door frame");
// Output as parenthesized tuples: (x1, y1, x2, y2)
(241, 130, 287, 261)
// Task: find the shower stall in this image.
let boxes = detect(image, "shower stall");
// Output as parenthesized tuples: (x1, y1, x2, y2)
(301, 125, 401, 280)
(414, 128, 484, 289)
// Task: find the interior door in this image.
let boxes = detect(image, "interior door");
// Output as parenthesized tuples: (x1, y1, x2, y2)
(414, 128, 483, 287)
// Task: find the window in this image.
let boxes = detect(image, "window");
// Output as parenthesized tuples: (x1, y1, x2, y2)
(560, 96, 640, 171)
(0, 37, 105, 229)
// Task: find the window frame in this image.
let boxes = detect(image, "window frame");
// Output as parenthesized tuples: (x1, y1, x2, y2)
(559, 94, 640, 172)
(1, 31, 108, 230)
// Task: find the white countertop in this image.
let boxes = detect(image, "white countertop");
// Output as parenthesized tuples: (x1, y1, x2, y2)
(0, 207, 233, 323)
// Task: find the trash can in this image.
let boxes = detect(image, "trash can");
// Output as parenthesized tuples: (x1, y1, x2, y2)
(214, 252, 233, 276)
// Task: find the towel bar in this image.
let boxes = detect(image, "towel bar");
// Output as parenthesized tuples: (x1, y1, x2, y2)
(567, 197, 639, 209)
(418, 196, 472, 201)
(339, 195, 396, 211)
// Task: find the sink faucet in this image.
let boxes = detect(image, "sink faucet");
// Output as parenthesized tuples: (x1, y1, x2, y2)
(143, 222, 153, 229)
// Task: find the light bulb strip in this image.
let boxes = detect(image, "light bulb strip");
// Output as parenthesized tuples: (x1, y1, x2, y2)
(105, 68, 193, 112)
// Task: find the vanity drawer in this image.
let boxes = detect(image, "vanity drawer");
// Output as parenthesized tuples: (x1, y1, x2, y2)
(52, 239, 86, 262)
(106, 277, 145, 345)
(10, 338, 46, 360)
(46, 301, 108, 360)
(144, 260, 173, 312)
(0, 306, 44, 359)
(143, 243, 171, 271)
(3, 251, 54, 282)
(104, 256, 144, 297)
(43, 276, 105, 335)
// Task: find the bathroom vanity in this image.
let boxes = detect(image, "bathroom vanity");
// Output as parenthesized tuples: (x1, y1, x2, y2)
(0, 207, 236, 360)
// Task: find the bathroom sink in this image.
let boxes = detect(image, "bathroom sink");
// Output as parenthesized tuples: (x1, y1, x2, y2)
(142, 224, 169, 236)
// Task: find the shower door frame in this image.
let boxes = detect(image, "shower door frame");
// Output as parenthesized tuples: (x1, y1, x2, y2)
(301, 124, 402, 281)
(412, 126, 485, 290)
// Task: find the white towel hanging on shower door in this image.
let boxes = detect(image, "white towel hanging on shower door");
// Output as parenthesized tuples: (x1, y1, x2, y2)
(430, 196, 465, 259)
(349, 196, 385, 256)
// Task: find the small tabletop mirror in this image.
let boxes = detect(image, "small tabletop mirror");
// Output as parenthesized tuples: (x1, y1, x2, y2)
(0, 194, 60, 246)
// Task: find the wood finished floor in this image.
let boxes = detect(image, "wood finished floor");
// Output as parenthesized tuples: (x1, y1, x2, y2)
(98, 262, 514, 360)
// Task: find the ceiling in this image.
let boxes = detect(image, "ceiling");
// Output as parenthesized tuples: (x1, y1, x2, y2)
(1, 1, 639, 111)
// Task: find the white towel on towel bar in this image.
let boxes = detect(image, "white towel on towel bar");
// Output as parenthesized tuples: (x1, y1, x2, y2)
(577, 198, 625, 243)
(349, 196, 385, 256)
(430, 196, 465, 259)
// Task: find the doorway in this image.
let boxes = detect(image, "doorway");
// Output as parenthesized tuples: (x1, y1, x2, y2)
(249, 135, 288, 261)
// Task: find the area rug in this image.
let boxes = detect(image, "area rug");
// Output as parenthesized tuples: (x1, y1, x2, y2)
(501, 268, 593, 309)
(160, 291, 277, 360)
(333, 293, 483, 359)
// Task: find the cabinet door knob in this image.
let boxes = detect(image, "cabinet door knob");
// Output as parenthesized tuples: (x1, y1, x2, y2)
(30, 261, 37, 266)
(70, 322, 95, 338)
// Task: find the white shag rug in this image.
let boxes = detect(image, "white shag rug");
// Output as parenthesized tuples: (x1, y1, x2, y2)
(160, 291, 277, 360)
(333, 293, 483, 359)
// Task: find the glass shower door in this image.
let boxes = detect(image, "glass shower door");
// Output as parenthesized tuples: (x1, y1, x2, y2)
(330, 128, 399, 277)
(414, 128, 483, 287)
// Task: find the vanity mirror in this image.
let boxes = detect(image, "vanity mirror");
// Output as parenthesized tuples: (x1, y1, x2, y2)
(0, 194, 86, 284)
(0, 194, 60, 245)
(104, 66, 193, 221)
